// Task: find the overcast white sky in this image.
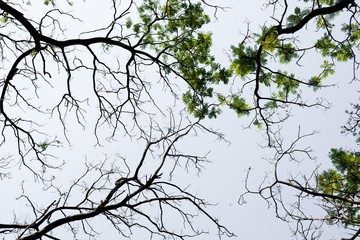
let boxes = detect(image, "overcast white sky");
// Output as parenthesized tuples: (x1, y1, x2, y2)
(1, 0, 359, 239)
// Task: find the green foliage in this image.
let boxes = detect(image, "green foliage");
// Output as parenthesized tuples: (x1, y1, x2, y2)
(230, 44, 257, 77)
(30, 49, 37, 56)
(37, 140, 50, 151)
(1, 13, 7, 23)
(173, 32, 231, 118)
(315, 34, 336, 56)
(228, 95, 251, 118)
(257, 26, 279, 51)
(264, 100, 278, 109)
(318, 0, 335, 5)
(44, 0, 53, 5)
(343, 23, 360, 44)
(317, 148, 360, 226)
(276, 43, 298, 64)
(287, 7, 311, 27)
(308, 60, 335, 90)
(315, 30, 355, 63)
(216, 93, 251, 118)
(128, 0, 232, 119)
(317, 168, 344, 195)
(316, 101, 360, 227)
(36, 139, 60, 152)
(299, 97, 359, 235)
(42, 0, 72, 6)
(253, 119, 263, 130)
(183, 91, 220, 119)
(226, 0, 360, 126)
(125, 18, 132, 29)
(274, 71, 299, 97)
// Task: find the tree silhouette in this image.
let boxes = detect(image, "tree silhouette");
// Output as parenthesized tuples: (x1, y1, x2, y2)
(0, 0, 359, 239)
(0, 0, 232, 239)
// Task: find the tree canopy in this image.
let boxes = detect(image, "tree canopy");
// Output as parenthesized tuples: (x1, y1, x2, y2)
(0, 0, 359, 239)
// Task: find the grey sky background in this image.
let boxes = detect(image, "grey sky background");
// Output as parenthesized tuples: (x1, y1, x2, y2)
(1, 0, 359, 239)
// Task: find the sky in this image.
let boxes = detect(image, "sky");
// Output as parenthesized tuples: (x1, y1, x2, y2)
(1, 0, 359, 239)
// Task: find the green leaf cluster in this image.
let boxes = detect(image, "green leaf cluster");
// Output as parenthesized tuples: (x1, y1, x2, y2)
(258, 27, 279, 52)
(175, 32, 232, 118)
(1, 12, 7, 23)
(317, 148, 360, 226)
(37, 140, 50, 151)
(36, 139, 61, 152)
(287, 7, 311, 27)
(274, 71, 299, 98)
(217, 94, 251, 118)
(315, 33, 354, 62)
(230, 44, 258, 77)
(228, 95, 251, 117)
(229, 23, 306, 117)
(276, 43, 298, 64)
(226, 1, 360, 123)
(308, 60, 335, 90)
(127, 0, 232, 119)
(132, 0, 210, 42)
(183, 91, 220, 119)
(44, 0, 53, 5)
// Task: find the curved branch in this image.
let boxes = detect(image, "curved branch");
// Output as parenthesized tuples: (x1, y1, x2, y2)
(277, 0, 356, 35)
